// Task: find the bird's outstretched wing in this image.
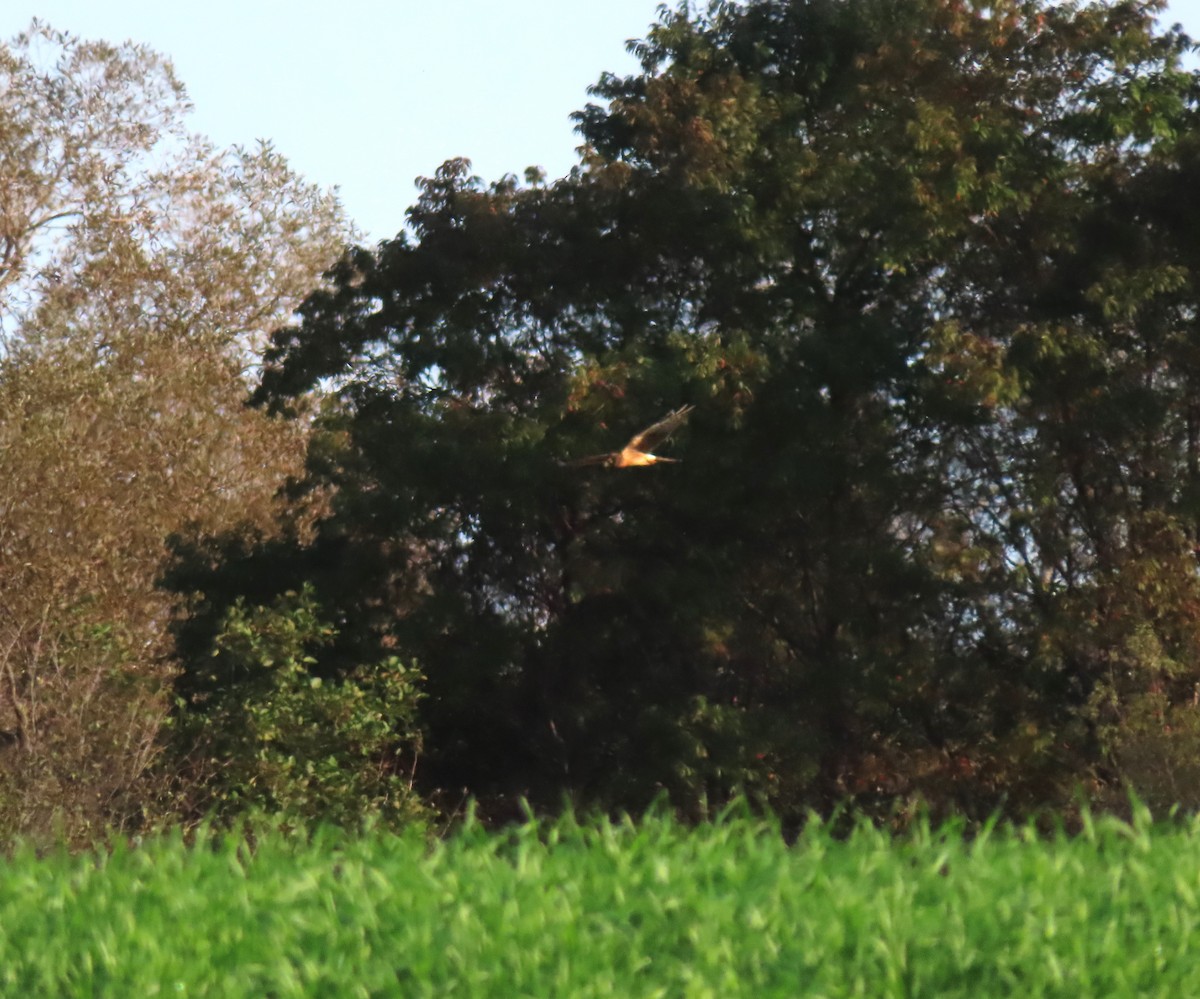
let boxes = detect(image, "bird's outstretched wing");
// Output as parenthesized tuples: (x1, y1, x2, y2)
(561, 452, 613, 467)
(625, 405, 695, 453)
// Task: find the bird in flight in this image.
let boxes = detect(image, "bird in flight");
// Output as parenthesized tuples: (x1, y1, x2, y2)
(564, 405, 694, 468)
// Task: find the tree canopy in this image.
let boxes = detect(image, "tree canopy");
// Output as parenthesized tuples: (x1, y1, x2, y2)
(0, 21, 351, 841)
(164, 0, 1200, 824)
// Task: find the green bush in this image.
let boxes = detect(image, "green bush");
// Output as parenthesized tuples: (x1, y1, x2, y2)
(173, 584, 426, 828)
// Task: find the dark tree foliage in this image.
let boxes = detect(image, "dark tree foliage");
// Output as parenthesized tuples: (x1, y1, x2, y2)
(168, 0, 1200, 823)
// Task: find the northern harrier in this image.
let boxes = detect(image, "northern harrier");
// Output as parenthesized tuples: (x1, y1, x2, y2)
(564, 405, 694, 468)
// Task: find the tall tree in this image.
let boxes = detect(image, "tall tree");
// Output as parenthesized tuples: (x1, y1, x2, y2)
(0, 21, 351, 842)
(175, 0, 1200, 823)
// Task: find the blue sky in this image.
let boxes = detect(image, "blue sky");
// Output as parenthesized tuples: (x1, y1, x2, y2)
(5, 1, 1200, 242)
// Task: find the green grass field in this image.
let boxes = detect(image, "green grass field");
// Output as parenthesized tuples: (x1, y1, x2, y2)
(1, 806, 1198, 997)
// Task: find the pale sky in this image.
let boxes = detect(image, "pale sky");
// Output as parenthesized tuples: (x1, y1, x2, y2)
(5, 1, 1200, 242)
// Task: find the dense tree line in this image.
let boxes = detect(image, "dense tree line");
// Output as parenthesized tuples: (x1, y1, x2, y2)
(171, 0, 1200, 826)
(5, 0, 1200, 842)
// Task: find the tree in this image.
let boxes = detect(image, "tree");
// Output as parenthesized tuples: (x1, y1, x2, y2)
(173, 0, 1200, 824)
(0, 21, 351, 843)
(929, 62, 1200, 813)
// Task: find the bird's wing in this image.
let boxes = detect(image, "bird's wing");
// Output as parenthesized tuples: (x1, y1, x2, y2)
(626, 405, 694, 453)
(561, 452, 614, 467)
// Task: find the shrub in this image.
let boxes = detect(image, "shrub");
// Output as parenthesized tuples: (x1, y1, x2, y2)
(172, 585, 426, 828)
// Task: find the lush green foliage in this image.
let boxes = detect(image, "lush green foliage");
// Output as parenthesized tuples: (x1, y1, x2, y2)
(8, 1, 1200, 845)
(167, 0, 1200, 827)
(2, 807, 1200, 996)
(171, 586, 426, 828)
